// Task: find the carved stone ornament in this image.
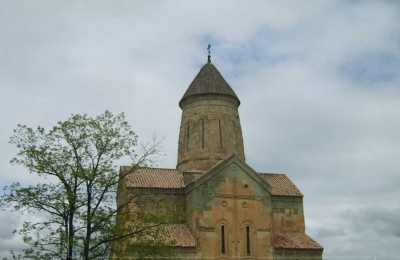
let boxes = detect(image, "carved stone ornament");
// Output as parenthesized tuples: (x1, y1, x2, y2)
(221, 200, 228, 207)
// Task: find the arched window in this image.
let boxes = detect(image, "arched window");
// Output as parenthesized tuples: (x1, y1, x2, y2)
(221, 225, 226, 254)
(246, 225, 251, 255)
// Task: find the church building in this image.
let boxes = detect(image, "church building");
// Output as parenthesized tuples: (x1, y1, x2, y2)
(117, 53, 323, 259)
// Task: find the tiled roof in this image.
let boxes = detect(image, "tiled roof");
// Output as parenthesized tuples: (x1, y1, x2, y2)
(121, 167, 184, 189)
(122, 167, 302, 196)
(259, 173, 303, 196)
(273, 233, 323, 250)
(179, 61, 240, 108)
(163, 224, 196, 247)
(126, 223, 195, 248)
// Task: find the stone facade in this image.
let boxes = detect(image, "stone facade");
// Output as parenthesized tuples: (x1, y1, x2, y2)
(116, 58, 323, 259)
(184, 156, 273, 259)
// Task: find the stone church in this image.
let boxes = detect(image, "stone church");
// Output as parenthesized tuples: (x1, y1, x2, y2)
(117, 54, 323, 259)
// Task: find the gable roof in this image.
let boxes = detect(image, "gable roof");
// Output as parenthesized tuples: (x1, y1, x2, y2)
(184, 154, 271, 194)
(260, 173, 303, 196)
(121, 166, 302, 197)
(179, 61, 240, 108)
(273, 233, 323, 250)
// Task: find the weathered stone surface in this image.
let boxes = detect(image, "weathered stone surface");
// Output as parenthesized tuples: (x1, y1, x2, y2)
(271, 196, 305, 233)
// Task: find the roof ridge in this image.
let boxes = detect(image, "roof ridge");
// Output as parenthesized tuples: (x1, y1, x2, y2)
(120, 166, 177, 171)
(259, 172, 286, 175)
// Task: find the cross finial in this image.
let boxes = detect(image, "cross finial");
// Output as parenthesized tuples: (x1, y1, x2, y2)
(207, 44, 211, 63)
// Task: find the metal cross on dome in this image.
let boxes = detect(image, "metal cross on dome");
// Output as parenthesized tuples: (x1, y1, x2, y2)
(207, 44, 211, 62)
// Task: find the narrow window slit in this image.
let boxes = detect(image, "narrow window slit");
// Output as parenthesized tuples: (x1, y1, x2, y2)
(233, 121, 238, 152)
(221, 225, 226, 254)
(201, 119, 205, 149)
(219, 119, 223, 149)
(186, 122, 189, 150)
(246, 225, 251, 255)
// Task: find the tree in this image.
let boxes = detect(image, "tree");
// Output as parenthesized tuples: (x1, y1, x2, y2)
(1, 111, 175, 260)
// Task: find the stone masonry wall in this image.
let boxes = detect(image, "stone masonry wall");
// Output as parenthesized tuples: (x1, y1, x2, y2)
(177, 95, 245, 173)
(273, 248, 323, 260)
(271, 196, 305, 233)
(118, 187, 186, 219)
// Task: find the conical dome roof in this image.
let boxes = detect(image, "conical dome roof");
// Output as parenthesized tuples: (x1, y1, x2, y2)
(179, 60, 240, 108)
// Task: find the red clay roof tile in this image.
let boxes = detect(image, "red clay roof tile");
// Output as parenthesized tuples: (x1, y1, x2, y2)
(259, 173, 303, 196)
(273, 233, 323, 250)
(121, 167, 184, 189)
(164, 224, 196, 247)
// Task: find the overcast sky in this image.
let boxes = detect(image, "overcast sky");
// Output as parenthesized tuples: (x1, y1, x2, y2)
(1, 0, 399, 259)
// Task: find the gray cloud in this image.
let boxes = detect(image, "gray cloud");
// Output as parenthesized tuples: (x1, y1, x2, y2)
(341, 208, 400, 238)
(1, 0, 399, 258)
(0, 212, 20, 239)
(0, 212, 23, 258)
(316, 207, 400, 259)
(317, 227, 346, 238)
